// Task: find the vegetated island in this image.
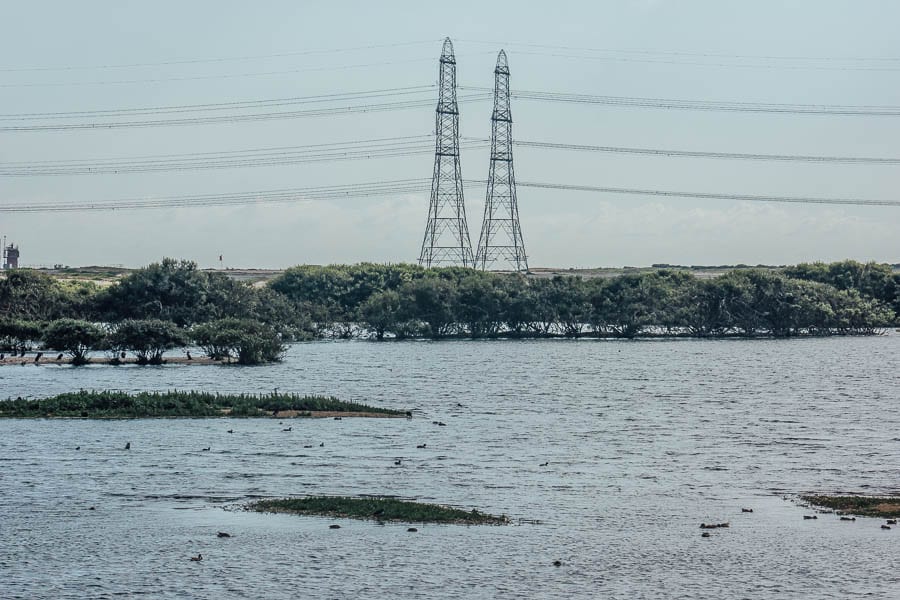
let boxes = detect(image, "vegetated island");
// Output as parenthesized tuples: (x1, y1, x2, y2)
(0, 390, 406, 419)
(802, 495, 900, 518)
(248, 496, 509, 525)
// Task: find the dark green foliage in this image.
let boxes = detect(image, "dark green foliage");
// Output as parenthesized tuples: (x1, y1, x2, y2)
(94, 258, 220, 326)
(93, 258, 314, 338)
(0, 270, 97, 321)
(0, 319, 44, 352)
(41, 319, 104, 364)
(7, 260, 895, 345)
(270, 263, 426, 328)
(0, 390, 404, 418)
(801, 495, 900, 518)
(589, 272, 683, 337)
(216, 260, 900, 338)
(398, 276, 458, 338)
(249, 496, 509, 524)
(107, 319, 189, 364)
(784, 260, 899, 313)
(191, 318, 285, 364)
(358, 290, 404, 340)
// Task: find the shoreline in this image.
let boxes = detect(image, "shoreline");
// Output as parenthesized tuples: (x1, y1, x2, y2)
(0, 355, 224, 367)
(0, 391, 407, 419)
(0, 410, 405, 420)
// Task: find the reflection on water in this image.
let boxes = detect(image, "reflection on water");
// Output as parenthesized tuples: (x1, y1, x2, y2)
(2, 336, 899, 599)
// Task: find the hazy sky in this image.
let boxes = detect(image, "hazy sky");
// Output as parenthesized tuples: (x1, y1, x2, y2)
(2, 1, 899, 269)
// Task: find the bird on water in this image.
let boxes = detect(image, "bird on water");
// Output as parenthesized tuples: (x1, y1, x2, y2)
(124, 442, 131, 450)
(190, 554, 203, 562)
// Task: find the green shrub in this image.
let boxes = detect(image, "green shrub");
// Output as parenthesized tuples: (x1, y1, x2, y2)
(0, 319, 44, 352)
(107, 319, 188, 364)
(191, 318, 284, 364)
(42, 319, 104, 365)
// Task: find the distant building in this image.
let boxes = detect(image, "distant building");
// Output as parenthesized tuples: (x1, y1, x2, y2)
(3, 244, 19, 269)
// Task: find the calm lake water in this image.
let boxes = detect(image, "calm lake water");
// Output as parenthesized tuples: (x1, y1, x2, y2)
(2, 336, 899, 599)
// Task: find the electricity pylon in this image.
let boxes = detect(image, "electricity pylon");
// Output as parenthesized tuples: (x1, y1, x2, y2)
(418, 38, 475, 268)
(475, 50, 528, 272)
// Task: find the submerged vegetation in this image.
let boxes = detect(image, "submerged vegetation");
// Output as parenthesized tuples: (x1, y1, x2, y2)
(0, 390, 405, 418)
(801, 495, 900, 518)
(1, 259, 898, 360)
(248, 496, 509, 525)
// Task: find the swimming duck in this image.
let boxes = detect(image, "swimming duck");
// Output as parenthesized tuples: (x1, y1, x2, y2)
(190, 554, 203, 562)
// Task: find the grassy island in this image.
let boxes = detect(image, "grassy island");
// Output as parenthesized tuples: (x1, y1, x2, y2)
(248, 496, 509, 525)
(0, 390, 406, 419)
(801, 495, 900, 518)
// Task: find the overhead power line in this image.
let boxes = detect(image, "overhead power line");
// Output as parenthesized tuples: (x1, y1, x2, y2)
(0, 40, 442, 73)
(509, 139, 900, 164)
(460, 87, 900, 116)
(501, 49, 900, 73)
(459, 39, 900, 63)
(0, 180, 433, 213)
(0, 86, 436, 120)
(0, 94, 492, 132)
(5, 135, 896, 176)
(514, 181, 900, 207)
(2, 179, 897, 213)
(0, 52, 496, 88)
(0, 136, 490, 175)
(5, 83, 898, 133)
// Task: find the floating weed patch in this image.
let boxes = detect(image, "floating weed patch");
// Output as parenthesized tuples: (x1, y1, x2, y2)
(0, 390, 405, 419)
(801, 495, 900, 518)
(248, 496, 509, 525)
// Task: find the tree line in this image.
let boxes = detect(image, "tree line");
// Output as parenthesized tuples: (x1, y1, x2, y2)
(0, 258, 896, 363)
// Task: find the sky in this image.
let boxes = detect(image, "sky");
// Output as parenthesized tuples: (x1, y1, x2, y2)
(1, 0, 899, 269)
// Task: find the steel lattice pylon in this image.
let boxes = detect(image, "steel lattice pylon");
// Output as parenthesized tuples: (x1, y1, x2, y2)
(418, 38, 474, 268)
(475, 50, 528, 272)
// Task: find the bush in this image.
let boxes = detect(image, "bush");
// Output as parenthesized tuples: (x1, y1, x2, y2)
(0, 319, 44, 352)
(191, 318, 285, 365)
(42, 319, 104, 365)
(107, 319, 188, 364)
